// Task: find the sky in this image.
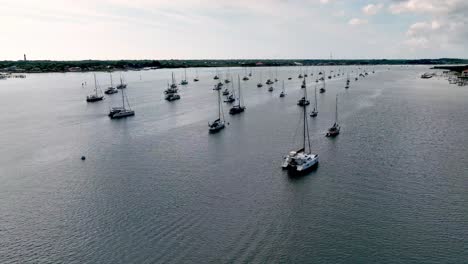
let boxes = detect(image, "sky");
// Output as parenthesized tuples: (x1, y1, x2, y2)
(0, 0, 467, 60)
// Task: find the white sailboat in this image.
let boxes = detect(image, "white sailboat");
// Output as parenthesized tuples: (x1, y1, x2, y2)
(282, 93, 319, 172)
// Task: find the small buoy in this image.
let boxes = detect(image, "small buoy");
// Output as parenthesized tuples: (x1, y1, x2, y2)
(81, 156, 86, 161)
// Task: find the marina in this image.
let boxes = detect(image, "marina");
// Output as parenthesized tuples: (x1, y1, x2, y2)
(1, 65, 468, 263)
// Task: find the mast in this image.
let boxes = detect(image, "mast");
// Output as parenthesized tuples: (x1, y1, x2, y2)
(184, 68, 187, 80)
(94, 73, 98, 96)
(121, 84, 126, 110)
(237, 75, 242, 107)
(110, 73, 113, 88)
(314, 85, 317, 110)
(217, 88, 221, 120)
(335, 94, 338, 124)
(304, 77, 307, 99)
(282, 80, 285, 92)
(172, 72, 175, 85)
(303, 89, 307, 151)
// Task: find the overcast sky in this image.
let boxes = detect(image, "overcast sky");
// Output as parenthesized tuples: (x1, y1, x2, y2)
(1, 0, 467, 60)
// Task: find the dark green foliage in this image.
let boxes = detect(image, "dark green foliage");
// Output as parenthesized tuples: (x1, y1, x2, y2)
(1, 58, 467, 73)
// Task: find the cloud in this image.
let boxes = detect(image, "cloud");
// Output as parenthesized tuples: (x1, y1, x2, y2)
(348, 18, 368, 26)
(389, 0, 468, 53)
(362, 3, 384, 15)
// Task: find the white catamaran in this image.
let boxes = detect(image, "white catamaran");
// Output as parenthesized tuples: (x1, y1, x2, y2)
(108, 84, 135, 119)
(282, 94, 319, 172)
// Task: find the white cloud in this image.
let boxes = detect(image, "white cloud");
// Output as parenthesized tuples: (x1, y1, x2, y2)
(362, 3, 384, 16)
(389, 0, 468, 53)
(348, 18, 368, 26)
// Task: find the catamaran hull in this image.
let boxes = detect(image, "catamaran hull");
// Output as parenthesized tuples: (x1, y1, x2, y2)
(283, 159, 319, 173)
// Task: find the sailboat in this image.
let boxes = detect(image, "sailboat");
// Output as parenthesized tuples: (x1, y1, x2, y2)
(224, 77, 236, 103)
(257, 72, 263, 87)
(108, 84, 135, 119)
(86, 74, 104, 102)
(194, 69, 199, 82)
(279, 80, 286, 97)
(104, 73, 118, 94)
(208, 88, 225, 133)
(229, 76, 246, 115)
(326, 95, 340, 137)
(319, 77, 326, 93)
(225, 68, 231, 83)
(297, 78, 310, 106)
(165, 81, 181, 101)
(242, 68, 249, 81)
(310, 85, 318, 117)
(170, 72, 178, 89)
(282, 93, 319, 172)
(301, 78, 306, 89)
(116, 75, 127, 89)
(181, 69, 188, 85)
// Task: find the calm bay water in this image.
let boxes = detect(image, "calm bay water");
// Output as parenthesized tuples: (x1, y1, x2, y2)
(1, 66, 467, 263)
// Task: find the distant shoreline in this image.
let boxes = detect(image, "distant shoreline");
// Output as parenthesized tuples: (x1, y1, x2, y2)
(1, 59, 467, 74)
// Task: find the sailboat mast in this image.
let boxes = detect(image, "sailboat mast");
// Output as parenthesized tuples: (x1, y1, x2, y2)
(184, 68, 187, 80)
(237, 75, 241, 107)
(121, 85, 126, 110)
(110, 73, 113, 88)
(314, 85, 317, 109)
(172, 72, 175, 85)
(335, 95, 338, 124)
(94, 73, 98, 96)
(282, 80, 285, 92)
(304, 78, 307, 99)
(303, 92, 307, 151)
(218, 89, 221, 120)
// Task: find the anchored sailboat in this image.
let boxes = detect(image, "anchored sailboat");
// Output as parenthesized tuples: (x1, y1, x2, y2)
(280, 80, 286, 97)
(326, 94, 340, 137)
(116, 75, 127, 89)
(229, 76, 246, 115)
(282, 92, 319, 172)
(104, 73, 118, 94)
(86, 74, 104, 102)
(108, 84, 134, 119)
(181, 69, 188, 85)
(310, 85, 318, 117)
(209, 88, 225, 133)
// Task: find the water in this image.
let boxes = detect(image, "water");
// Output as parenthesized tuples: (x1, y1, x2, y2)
(1, 66, 467, 263)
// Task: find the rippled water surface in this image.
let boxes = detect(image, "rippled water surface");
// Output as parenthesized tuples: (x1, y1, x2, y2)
(1, 66, 467, 263)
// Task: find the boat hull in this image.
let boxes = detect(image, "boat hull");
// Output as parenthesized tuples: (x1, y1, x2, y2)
(86, 96, 104, 102)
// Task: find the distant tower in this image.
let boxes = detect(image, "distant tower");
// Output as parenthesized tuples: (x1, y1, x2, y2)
(24, 54, 27, 61)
